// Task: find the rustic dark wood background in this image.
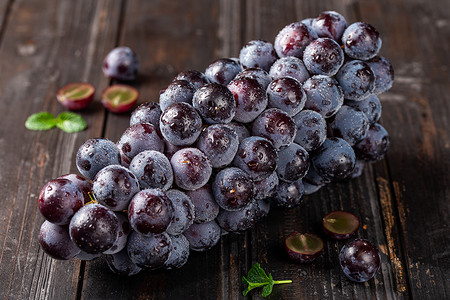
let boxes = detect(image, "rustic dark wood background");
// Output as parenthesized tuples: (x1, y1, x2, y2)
(0, 0, 448, 299)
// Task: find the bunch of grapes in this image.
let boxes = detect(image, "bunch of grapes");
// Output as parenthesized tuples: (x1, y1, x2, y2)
(37, 11, 391, 279)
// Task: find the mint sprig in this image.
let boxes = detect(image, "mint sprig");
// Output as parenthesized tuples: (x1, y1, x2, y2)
(25, 112, 57, 130)
(25, 112, 87, 133)
(242, 263, 292, 298)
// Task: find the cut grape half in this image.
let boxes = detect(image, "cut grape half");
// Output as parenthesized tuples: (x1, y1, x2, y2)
(57, 82, 95, 110)
(101, 84, 138, 113)
(285, 232, 324, 263)
(323, 211, 360, 240)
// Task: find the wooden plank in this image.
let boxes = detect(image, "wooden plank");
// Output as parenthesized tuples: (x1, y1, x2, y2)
(0, 0, 121, 299)
(0, 0, 13, 40)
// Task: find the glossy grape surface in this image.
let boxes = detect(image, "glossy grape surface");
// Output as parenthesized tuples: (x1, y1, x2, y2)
(129, 150, 173, 190)
(130, 102, 162, 130)
(312, 11, 347, 41)
(346, 94, 382, 124)
(185, 184, 219, 223)
(293, 110, 327, 151)
(253, 171, 279, 200)
(354, 123, 390, 162)
(239, 40, 277, 71)
(159, 80, 195, 111)
(39, 221, 80, 260)
(127, 231, 172, 269)
(216, 200, 260, 232)
(103, 212, 131, 255)
(164, 234, 190, 269)
(184, 220, 221, 251)
(335, 60, 375, 101)
(106, 248, 142, 276)
(165, 189, 195, 235)
(171, 148, 212, 190)
(269, 56, 310, 84)
(103, 46, 139, 81)
(235, 68, 272, 90)
(225, 122, 250, 143)
(58, 174, 92, 204)
(212, 167, 254, 211)
(303, 38, 344, 76)
(274, 22, 317, 58)
(277, 143, 310, 182)
(174, 70, 210, 90)
(339, 239, 381, 282)
(205, 58, 242, 85)
(192, 83, 236, 124)
(342, 22, 382, 60)
(329, 105, 370, 146)
(303, 75, 344, 118)
(366, 56, 394, 94)
(272, 179, 305, 208)
(267, 77, 306, 116)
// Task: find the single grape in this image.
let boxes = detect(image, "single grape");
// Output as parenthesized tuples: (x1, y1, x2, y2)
(312, 11, 347, 41)
(276, 143, 309, 182)
(127, 231, 172, 269)
(106, 248, 142, 276)
(185, 184, 219, 223)
(103, 212, 131, 255)
(205, 58, 242, 85)
(225, 122, 250, 143)
(329, 105, 370, 146)
(233, 136, 278, 181)
(227, 77, 268, 123)
(347, 159, 366, 178)
(164, 234, 190, 269)
(76, 138, 121, 180)
(39, 221, 80, 260)
(174, 70, 210, 90)
(159, 80, 196, 111)
(216, 200, 260, 232)
(252, 108, 296, 150)
(342, 22, 382, 60)
(192, 83, 236, 124)
(58, 174, 92, 204)
(253, 171, 279, 200)
(303, 75, 344, 118)
(239, 40, 277, 71)
(366, 56, 394, 94)
(269, 56, 310, 84)
(293, 110, 327, 151)
(272, 179, 305, 208)
(130, 102, 162, 130)
(212, 167, 254, 211)
(267, 77, 306, 116)
(166, 189, 195, 235)
(159, 102, 203, 146)
(129, 150, 173, 190)
(117, 123, 164, 167)
(346, 94, 382, 124)
(93, 165, 140, 211)
(184, 220, 221, 251)
(196, 124, 239, 168)
(103, 46, 139, 81)
(274, 22, 317, 58)
(354, 123, 390, 162)
(235, 68, 272, 90)
(335, 60, 375, 101)
(128, 189, 174, 235)
(38, 178, 84, 225)
(312, 137, 356, 180)
(303, 38, 344, 76)
(69, 203, 119, 254)
(339, 239, 381, 282)
(170, 148, 212, 191)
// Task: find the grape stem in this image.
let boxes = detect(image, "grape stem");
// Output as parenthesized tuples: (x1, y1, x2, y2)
(274, 280, 292, 284)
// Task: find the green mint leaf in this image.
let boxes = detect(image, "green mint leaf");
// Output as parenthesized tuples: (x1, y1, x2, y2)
(261, 274, 274, 297)
(56, 112, 87, 133)
(246, 263, 270, 283)
(242, 263, 292, 298)
(25, 112, 56, 131)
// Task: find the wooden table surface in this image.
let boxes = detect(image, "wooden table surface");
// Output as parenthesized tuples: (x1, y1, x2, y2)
(0, 0, 448, 299)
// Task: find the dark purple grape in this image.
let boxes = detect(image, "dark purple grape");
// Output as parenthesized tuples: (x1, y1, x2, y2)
(196, 124, 239, 168)
(130, 102, 162, 130)
(303, 164, 331, 186)
(303, 38, 344, 76)
(39, 221, 80, 260)
(269, 56, 310, 84)
(347, 159, 365, 178)
(277, 143, 309, 182)
(329, 105, 370, 146)
(255, 198, 271, 220)
(184, 220, 221, 251)
(267, 77, 306, 116)
(159, 80, 195, 111)
(272, 179, 305, 208)
(93, 165, 140, 211)
(38, 179, 84, 225)
(312, 137, 356, 180)
(212, 167, 254, 211)
(103, 46, 139, 81)
(233, 136, 278, 181)
(106, 248, 142, 276)
(274, 22, 317, 58)
(192, 83, 236, 124)
(76, 138, 121, 180)
(235, 68, 272, 90)
(252, 108, 296, 150)
(127, 231, 172, 269)
(335, 60, 375, 101)
(253, 171, 279, 200)
(354, 123, 390, 162)
(164, 234, 190, 269)
(300, 18, 314, 27)
(174, 70, 210, 90)
(366, 56, 394, 94)
(226, 122, 250, 143)
(342, 22, 382, 60)
(58, 174, 92, 204)
(339, 239, 381, 282)
(346, 94, 382, 124)
(303, 181, 323, 195)
(216, 200, 260, 232)
(227, 77, 268, 123)
(69, 203, 119, 254)
(166, 189, 195, 235)
(293, 110, 327, 151)
(170, 148, 212, 191)
(164, 141, 184, 160)
(129, 150, 173, 190)
(239, 40, 277, 72)
(128, 189, 174, 235)
(185, 184, 219, 223)
(103, 212, 131, 255)
(205, 58, 242, 85)
(303, 75, 344, 118)
(312, 11, 347, 41)
(159, 102, 203, 146)
(117, 123, 164, 167)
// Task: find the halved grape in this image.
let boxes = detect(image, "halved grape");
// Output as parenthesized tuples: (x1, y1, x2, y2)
(101, 84, 138, 113)
(323, 211, 360, 240)
(57, 82, 95, 110)
(285, 232, 324, 263)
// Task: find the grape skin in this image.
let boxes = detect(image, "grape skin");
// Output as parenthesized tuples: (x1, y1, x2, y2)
(212, 167, 254, 211)
(267, 77, 306, 116)
(103, 212, 131, 255)
(354, 123, 390, 162)
(253, 171, 279, 200)
(129, 150, 173, 190)
(366, 56, 394, 94)
(276, 143, 310, 182)
(303, 75, 344, 118)
(205, 58, 242, 85)
(106, 248, 142, 276)
(192, 83, 236, 124)
(312, 11, 348, 41)
(164, 234, 190, 269)
(303, 38, 344, 76)
(225, 122, 250, 143)
(174, 70, 210, 91)
(39, 221, 80, 260)
(130, 102, 162, 130)
(329, 105, 370, 146)
(103, 46, 139, 81)
(346, 94, 382, 124)
(127, 231, 172, 269)
(170, 148, 212, 191)
(269, 56, 310, 84)
(58, 174, 92, 204)
(159, 80, 195, 111)
(342, 22, 382, 60)
(165, 189, 195, 235)
(216, 200, 260, 232)
(293, 110, 327, 152)
(184, 220, 221, 251)
(235, 68, 272, 90)
(274, 22, 317, 58)
(272, 179, 305, 208)
(239, 40, 277, 72)
(339, 239, 381, 282)
(184, 184, 220, 223)
(335, 60, 375, 101)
